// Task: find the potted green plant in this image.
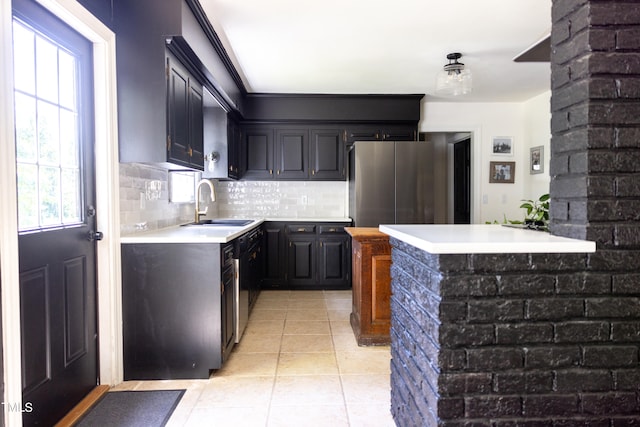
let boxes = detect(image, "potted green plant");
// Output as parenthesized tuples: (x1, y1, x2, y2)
(520, 193, 549, 230)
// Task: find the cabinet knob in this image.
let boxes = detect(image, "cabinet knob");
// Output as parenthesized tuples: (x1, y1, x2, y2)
(269, 169, 273, 175)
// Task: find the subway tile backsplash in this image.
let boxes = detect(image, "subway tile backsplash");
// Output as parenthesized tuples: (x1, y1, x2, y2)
(215, 180, 347, 219)
(120, 163, 348, 235)
(119, 163, 194, 234)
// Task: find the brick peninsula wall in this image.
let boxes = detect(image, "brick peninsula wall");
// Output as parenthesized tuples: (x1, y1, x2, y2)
(388, 1, 640, 425)
(389, 238, 639, 426)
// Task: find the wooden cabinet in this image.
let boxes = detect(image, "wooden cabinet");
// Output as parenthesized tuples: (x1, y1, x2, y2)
(318, 225, 351, 287)
(263, 222, 287, 288)
(345, 227, 391, 346)
(166, 53, 204, 169)
(276, 128, 309, 179)
(241, 125, 345, 181)
(263, 221, 351, 290)
(121, 243, 226, 379)
(286, 224, 317, 287)
(344, 123, 417, 145)
(310, 128, 345, 180)
(242, 126, 275, 180)
(227, 117, 242, 179)
(220, 243, 235, 362)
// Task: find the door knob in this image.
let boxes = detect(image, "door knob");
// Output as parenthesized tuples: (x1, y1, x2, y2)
(88, 231, 104, 241)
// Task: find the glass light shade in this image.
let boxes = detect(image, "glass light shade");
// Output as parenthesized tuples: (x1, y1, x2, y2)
(435, 68, 472, 96)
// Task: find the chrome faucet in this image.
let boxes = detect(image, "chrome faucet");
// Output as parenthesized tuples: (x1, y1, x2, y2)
(195, 179, 216, 223)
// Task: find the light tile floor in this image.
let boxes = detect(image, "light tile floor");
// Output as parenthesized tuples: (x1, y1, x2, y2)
(112, 290, 395, 427)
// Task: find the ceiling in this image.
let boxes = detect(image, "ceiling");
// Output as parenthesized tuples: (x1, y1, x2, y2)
(199, 0, 551, 102)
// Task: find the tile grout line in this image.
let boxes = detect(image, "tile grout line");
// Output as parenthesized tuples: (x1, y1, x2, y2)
(325, 291, 353, 427)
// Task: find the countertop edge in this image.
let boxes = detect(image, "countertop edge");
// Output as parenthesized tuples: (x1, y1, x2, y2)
(120, 218, 353, 244)
(379, 224, 597, 254)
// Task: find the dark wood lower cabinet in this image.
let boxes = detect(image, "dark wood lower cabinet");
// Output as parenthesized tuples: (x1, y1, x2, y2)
(263, 221, 351, 290)
(121, 243, 229, 380)
(346, 227, 391, 346)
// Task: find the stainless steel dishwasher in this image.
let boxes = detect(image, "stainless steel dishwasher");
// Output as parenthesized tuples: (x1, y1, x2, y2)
(234, 227, 262, 343)
(233, 235, 249, 343)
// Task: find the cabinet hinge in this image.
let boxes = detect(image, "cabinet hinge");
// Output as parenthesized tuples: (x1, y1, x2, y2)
(221, 282, 224, 294)
(166, 135, 171, 151)
(343, 130, 347, 142)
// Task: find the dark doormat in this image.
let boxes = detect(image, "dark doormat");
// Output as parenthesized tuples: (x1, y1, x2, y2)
(75, 389, 185, 427)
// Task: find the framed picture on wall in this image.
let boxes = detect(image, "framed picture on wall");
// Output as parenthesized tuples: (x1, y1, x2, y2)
(530, 145, 544, 174)
(489, 161, 516, 183)
(492, 136, 513, 156)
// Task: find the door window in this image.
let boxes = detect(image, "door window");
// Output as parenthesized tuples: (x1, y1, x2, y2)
(13, 19, 82, 231)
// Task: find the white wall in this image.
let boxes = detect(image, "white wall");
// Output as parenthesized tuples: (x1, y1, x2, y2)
(522, 91, 551, 200)
(420, 93, 551, 224)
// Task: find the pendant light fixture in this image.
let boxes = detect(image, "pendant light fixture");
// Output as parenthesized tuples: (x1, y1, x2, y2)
(435, 52, 472, 96)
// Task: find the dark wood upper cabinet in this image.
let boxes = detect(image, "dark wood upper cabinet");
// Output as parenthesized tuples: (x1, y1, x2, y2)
(310, 128, 345, 180)
(344, 123, 417, 145)
(166, 53, 204, 170)
(276, 128, 309, 180)
(242, 126, 275, 180)
(226, 117, 242, 180)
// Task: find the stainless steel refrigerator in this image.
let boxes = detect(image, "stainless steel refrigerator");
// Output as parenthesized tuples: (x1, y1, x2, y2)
(348, 141, 434, 227)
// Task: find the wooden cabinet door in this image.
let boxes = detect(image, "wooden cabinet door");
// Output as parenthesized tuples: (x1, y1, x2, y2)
(167, 57, 191, 167)
(345, 125, 382, 144)
(276, 128, 309, 179)
(243, 127, 275, 180)
(167, 54, 204, 170)
(188, 82, 204, 168)
(227, 117, 242, 179)
(318, 236, 350, 287)
(310, 128, 345, 180)
(381, 124, 416, 141)
(287, 236, 316, 286)
(262, 223, 286, 288)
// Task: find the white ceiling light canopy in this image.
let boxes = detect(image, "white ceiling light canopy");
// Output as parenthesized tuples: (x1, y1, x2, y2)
(435, 52, 472, 97)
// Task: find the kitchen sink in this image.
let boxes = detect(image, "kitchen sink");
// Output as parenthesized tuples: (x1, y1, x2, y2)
(183, 219, 254, 227)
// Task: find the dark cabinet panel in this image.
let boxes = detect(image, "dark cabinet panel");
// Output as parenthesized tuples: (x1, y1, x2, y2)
(122, 243, 223, 380)
(262, 221, 351, 290)
(287, 237, 316, 286)
(243, 127, 275, 180)
(310, 128, 345, 180)
(166, 53, 204, 169)
(263, 222, 286, 288)
(345, 123, 417, 145)
(188, 83, 204, 165)
(221, 244, 235, 361)
(276, 129, 309, 179)
(319, 236, 350, 286)
(227, 117, 242, 179)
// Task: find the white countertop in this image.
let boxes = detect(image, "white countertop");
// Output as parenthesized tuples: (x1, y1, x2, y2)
(120, 219, 264, 244)
(120, 218, 352, 244)
(379, 224, 596, 254)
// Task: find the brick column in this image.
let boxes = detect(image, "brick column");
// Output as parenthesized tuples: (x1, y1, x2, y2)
(550, 0, 640, 248)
